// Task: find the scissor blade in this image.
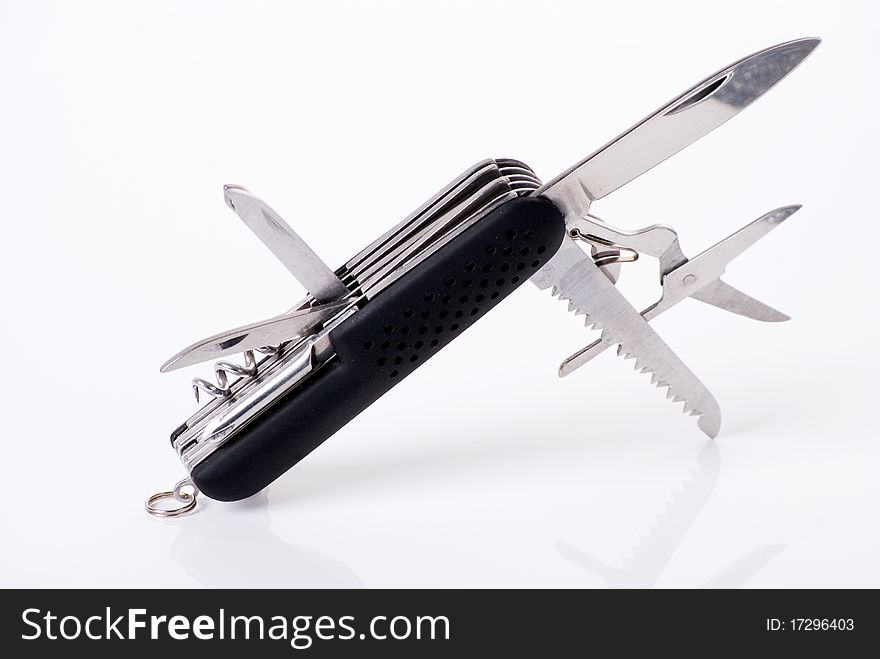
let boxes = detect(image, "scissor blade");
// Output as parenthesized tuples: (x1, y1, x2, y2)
(160, 300, 352, 372)
(538, 38, 819, 219)
(678, 205, 801, 283)
(690, 279, 789, 322)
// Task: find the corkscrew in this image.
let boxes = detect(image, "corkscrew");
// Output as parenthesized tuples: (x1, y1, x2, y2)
(192, 346, 281, 402)
(146, 39, 818, 516)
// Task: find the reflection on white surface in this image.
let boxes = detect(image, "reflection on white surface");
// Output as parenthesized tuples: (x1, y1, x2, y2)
(558, 443, 784, 588)
(167, 492, 363, 588)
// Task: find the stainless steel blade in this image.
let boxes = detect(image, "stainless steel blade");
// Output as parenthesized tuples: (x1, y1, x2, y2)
(537, 38, 819, 222)
(160, 299, 353, 372)
(223, 185, 350, 303)
(558, 205, 800, 375)
(690, 280, 789, 322)
(671, 205, 801, 286)
(535, 240, 721, 437)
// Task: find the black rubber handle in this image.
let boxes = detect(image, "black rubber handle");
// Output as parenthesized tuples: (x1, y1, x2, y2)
(191, 196, 565, 500)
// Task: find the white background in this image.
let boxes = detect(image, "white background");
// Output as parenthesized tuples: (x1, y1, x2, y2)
(1, 0, 877, 588)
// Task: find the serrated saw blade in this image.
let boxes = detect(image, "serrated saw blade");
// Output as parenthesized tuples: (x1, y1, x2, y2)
(533, 239, 721, 437)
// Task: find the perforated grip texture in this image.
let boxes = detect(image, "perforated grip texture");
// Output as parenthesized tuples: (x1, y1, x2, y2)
(191, 196, 565, 500)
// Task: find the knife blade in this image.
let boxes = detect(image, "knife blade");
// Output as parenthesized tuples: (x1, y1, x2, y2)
(536, 38, 819, 223)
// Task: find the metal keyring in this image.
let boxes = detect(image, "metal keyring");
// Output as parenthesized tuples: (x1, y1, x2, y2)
(569, 227, 640, 267)
(145, 478, 200, 518)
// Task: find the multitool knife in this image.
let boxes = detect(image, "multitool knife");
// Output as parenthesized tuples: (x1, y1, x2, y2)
(147, 38, 819, 515)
